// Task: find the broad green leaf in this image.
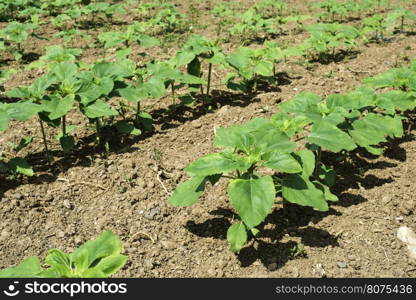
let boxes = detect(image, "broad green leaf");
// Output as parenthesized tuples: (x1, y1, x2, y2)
(0, 257, 42, 278)
(45, 249, 71, 271)
(214, 126, 255, 152)
(307, 121, 357, 152)
(282, 174, 328, 211)
(60, 135, 75, 153)
(115, 121, 141, 136)
(253, 61, 274, 77)
(86, 255, 128, 278)
(51, 62, 78, 82)
(97, 77, 114, 96)
(294, 149, 315, 177)
(279, 92, 321, 114)
(83, 100, 118, 119)
(137, 34, 160, 47)
(377, 91, 416, 111)
(71, 231, 123, 268)
(318, 164, 336, 187)
(0, 110, 9, 131)
(227, 222, 248, 253)
(228, 175, 275, 228)
(314, 181, 338, 202)
(8, 157, 33, 176)
(42, 95, 74, 120)
(185, 152, 250, 177)
(254, 128, 295, 154)
(118, 86, 147, 102)
(174, 51, 196, 66)
(145, 78, 165, 99)
(7, 102, 41, 121)
(168, 176, 207, 206)
(14, 136, 33, 153)
(262, 152, 302, 173)
(138, 112, 153, 131)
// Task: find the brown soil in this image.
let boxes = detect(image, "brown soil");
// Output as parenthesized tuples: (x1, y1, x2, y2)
(1, 0, 416, 278)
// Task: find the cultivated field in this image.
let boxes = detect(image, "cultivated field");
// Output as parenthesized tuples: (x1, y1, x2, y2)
(0, 0, 416, 277)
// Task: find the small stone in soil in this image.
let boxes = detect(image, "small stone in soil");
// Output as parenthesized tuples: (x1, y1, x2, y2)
(268, 263, 278, 271)
(337, 262, 348, 268)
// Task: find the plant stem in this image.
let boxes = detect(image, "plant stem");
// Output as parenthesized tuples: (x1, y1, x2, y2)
(38, 117, 51, 163)
(62, 115, 66, 136)
(206, 63, 212, 97)
(171, 81, 176, 105)
(136, 101, 141, 123)
(314, 147, 322, 179)
(95, 118, 101, 144)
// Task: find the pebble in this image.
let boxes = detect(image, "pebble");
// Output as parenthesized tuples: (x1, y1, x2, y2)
(160, 240, 176, 250)
(192, 120, 202, 128)
(267, 263, 278, 271)
(137, 178, 147, 189)
(337, 262, 348, 268)
(63, 200, 72, 209)
(291, 267, 300, 277)
(149, 208, 159, 218)
(148, 181, 155, 189)
(12, 193, 23, 200)
(126, 247, 138, 254)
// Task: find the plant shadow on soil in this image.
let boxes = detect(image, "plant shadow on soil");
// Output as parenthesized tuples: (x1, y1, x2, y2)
(183, 120, 415, 270)
(309, 49, 360, 65)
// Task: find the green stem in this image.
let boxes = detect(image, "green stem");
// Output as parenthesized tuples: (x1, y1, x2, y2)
(206, 63, 212, 97)
(171, 82, 176, 105)
(136, 101, 141, 122)
(38, 117, 51, 163)
(95, 118, 101, 144)
(62, 115, 66, 136)
(314, 147, 322, 179)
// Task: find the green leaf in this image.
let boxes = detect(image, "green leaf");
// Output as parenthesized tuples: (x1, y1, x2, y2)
(51, 62, 78, 82)
(138, 112, 153, 131)
(45, 249, 72, 275)
(307, 120, 357, 152)
(8, 157, 33, 176)
(253, 61, 274, 77)
(318, 164, 336, 187)
(185, 152, 250, 177)
(294, 150, 315, 177)
(14, 136, 33, 153)
(137, 34, 160, 47)
(262, 152, 302, 173)
(60, 135, 75, 153)
(0, 257, 42, 278)
(85, 255, 128, 278)
(71, 231, 123, 269)
(0, 110, 9, 131)
(42, 95, 74, 120)
(118, 86, 147, 102)
(168, 176, 207, 206)
(282, 174, 328, 211)
(7, 102, 41, 121)
(83, 100, 118, 119)
(313, 181, 338, 202)
(227, 222, 248, 253)
(145, 78, 165, 99)
(115, 121, 142, 136)
(228, 175, 275, 228)
(214, 126, 255, 152)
